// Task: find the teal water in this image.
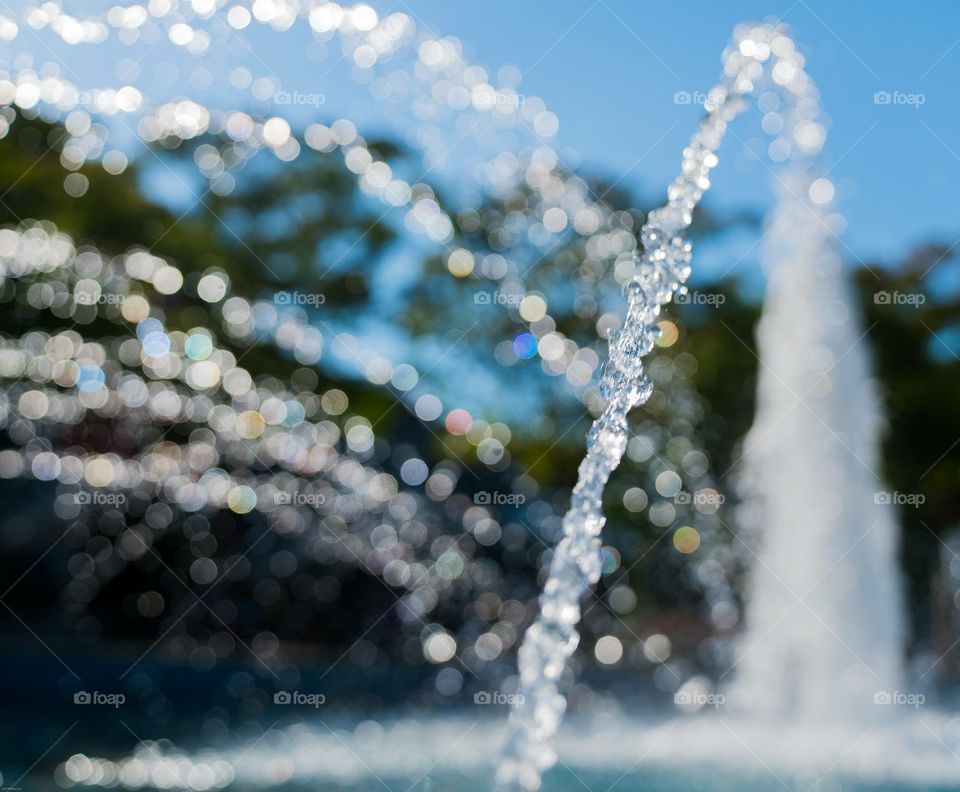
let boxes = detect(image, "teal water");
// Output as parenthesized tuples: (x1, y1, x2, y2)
(274, 766, 955, 792)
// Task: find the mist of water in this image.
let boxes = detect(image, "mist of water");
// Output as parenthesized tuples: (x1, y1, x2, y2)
(728, 172, 903, 721)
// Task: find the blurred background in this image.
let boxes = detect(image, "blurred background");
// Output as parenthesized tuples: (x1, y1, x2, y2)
(0, 1, 959, 789)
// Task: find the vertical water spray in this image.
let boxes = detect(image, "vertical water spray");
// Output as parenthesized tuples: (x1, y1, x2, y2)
(497, 22, 840, 789)
(729, 172, 902, 721)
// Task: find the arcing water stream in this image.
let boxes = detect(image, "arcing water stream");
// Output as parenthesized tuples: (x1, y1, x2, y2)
(496, 21, 904, 789)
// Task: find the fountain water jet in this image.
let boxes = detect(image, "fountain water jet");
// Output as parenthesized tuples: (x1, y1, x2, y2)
(497, 21, 904, 789)
(728, 173, 903, 723)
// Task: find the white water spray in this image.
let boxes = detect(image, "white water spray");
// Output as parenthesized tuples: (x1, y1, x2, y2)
(728, 173, 902, 721)
(496, 21, 900, 789)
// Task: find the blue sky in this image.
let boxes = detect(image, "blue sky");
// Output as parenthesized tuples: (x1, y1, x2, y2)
(409, 1, 960, 273)
(11, 2, 960, 279)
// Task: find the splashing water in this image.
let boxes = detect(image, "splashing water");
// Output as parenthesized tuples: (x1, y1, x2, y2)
(497, 22, 851, 789)
(0, 2, 724, 690)
(0, 8, 916, 787)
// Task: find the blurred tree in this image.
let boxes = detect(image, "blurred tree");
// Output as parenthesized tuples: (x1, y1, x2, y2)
(1, 109, 957, 723)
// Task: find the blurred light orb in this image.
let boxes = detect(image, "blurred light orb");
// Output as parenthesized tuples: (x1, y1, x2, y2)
(32, 452, 61, 481)
(122, 295, 150, 322)
(142, 331, 171, 357)
(435, 667, 463, 695)
(414, 394, 442, 421)
(627, 435, 655, 462)
(474, 632, 503, 661)
(198, 273, 228, 302)
(390, 363, 418, 391)
(537, 333, 564, 361)
(227, 6, 251, 29)
(77, 364, 106, 392)
(608, 585, 637, 614)
(476, 437, 504, 465)
(423, 631, 456, 663)
(263, 117, 291, 147)
(63, 172, 89, 197)
(190, 558, 218, 585)
(236, 411, 266, 439)
(446, 247, 474, 277)
(321, 389, 348, 415)
(84, 458, 115, 487)
(227, 486, 257, 514)
(809, 177, 835, 205)
(655, 320, 679, 347)
(594, 635, 623, 665)
(673, 525, 701, 554)
(643, 633, 672, 663)
(444, 408, 472, 435)
(655, 470, 682, 497)
(185, 334, 214, 360)
(601, 546, 621, 575)
(512, 332, 537, 359)
(623, 487, 648, 512)
(542, 207, 567, 233)
(350, 4, 379, 31)
(364, 357, 393, 385)
(519, 294, 547, 322)
(400, 458, 428, 486)
(18, 390, 49, 419)
(187, 361, 221, 389)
